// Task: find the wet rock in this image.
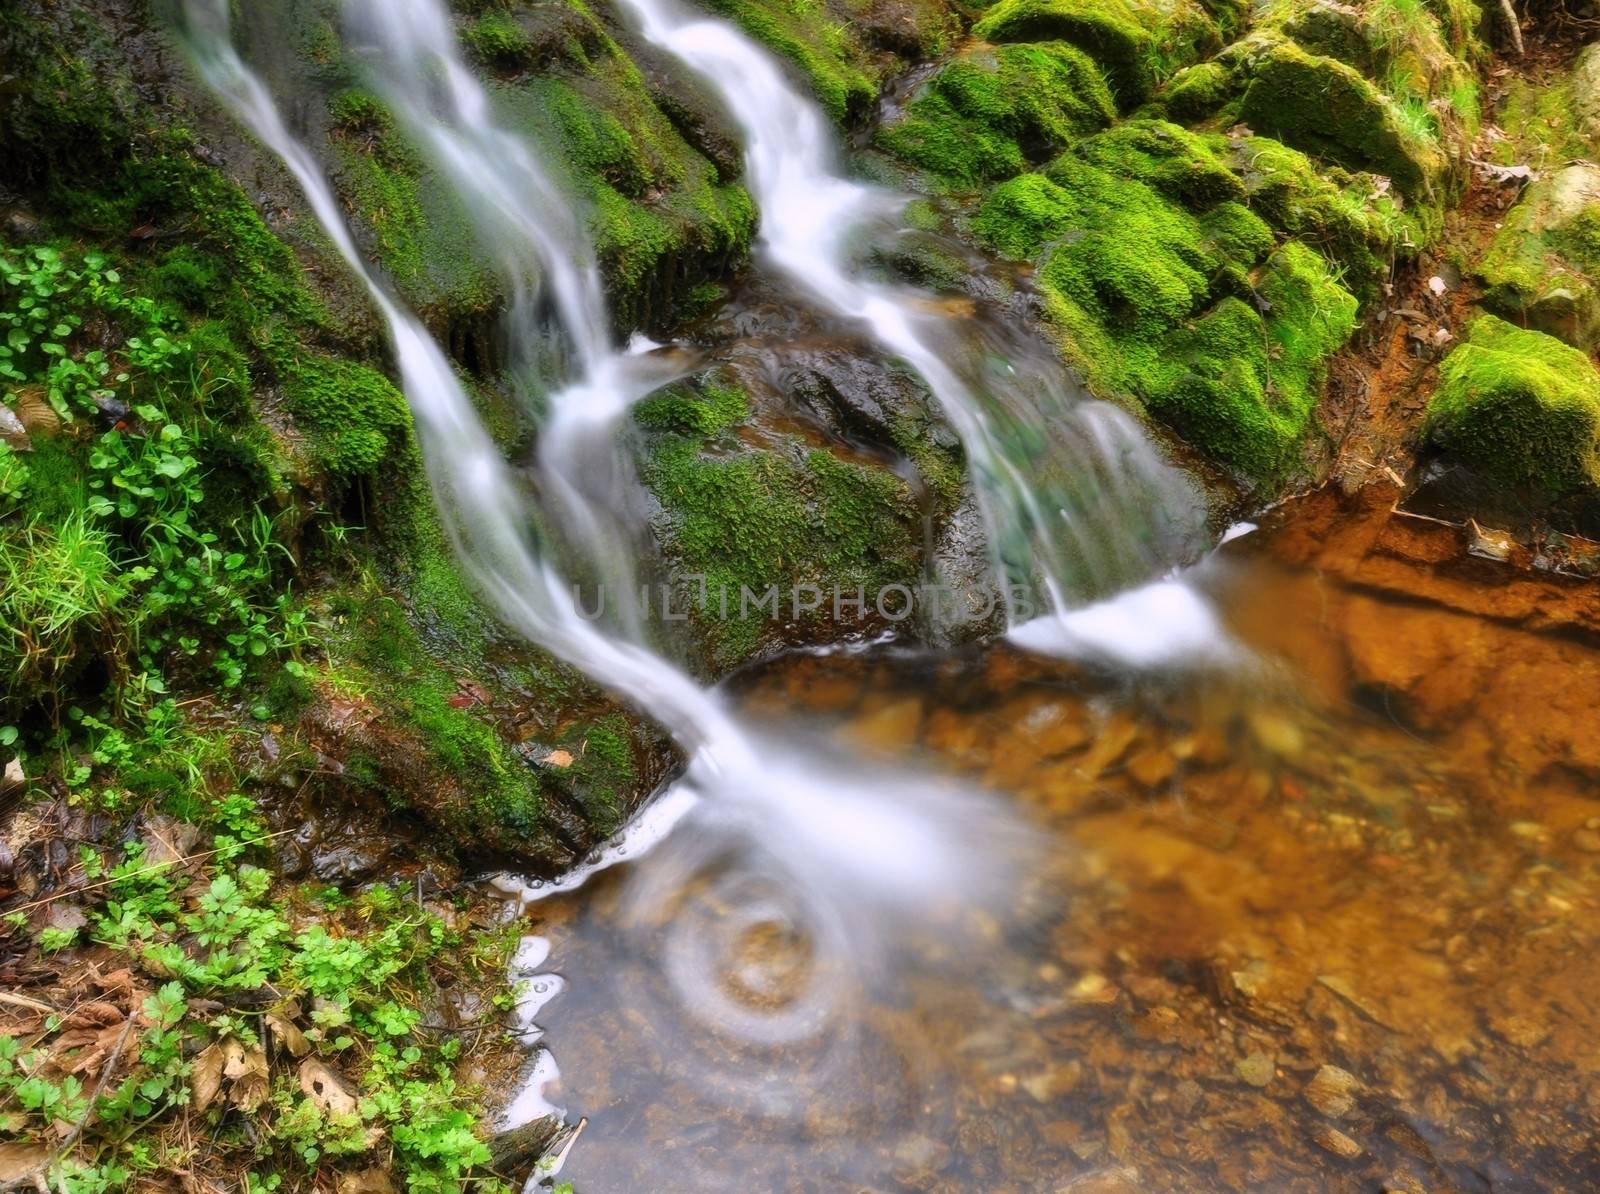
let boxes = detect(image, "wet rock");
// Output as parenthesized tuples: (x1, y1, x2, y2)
(1247, 708, 1304, 757)
(1055, 1164, 1142, 1193)
(1021, 1061, 1082, 1102)
(1234, 1050, 1276, 1087)
(1313, 1126, 1365, 1159)
(1125, 747, 1175, 790)
(1304, 1064, 1362, 1118)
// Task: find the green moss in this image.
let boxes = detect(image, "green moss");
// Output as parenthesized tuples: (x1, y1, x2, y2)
(326, 93, 498, 319)
(1075, 119, 1241, 207)
(504, 60, 756, 327)
(556, 715, 637, 834)
(462, 10, 537, 68)
(634, 374, 751, 434)
(637, 390, 922, 665)
(701, 0, 876, 122)
(1234, 37, 1446, 204)
(1426, 315, 1600, 493)
(970, 172, 1078, 258)
(1477, 167, 1600, 349)
(277, 352, 413, 480)
(976, 140, 1356, 478)
(331, 587, 549, 841)
(1158, 60, 1239, 123)
(1226, 133, 1418, 297)
(876, 42, 1115, 186)
(972, 0, 1221, 103)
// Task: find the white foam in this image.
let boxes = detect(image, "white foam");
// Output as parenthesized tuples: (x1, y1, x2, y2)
(1008, 578, 1231, 669)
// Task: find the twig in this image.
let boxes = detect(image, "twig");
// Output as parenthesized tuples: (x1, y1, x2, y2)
(1497, 0, 1524, 55)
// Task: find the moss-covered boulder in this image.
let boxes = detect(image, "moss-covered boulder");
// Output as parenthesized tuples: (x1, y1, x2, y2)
(699, 0, 959, 123)
(1477, 164, 1600, 350)
(971, 0, 1227, 104)
(633, 370, 935, 670)
(1230, 36, 1448, 204)
(973, 120, 1359, 479)
(1426, 316, 1600, 495)
(876, 41, 1115, 186)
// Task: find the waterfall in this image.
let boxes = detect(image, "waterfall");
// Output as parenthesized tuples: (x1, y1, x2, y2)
(600, 0, 1225, 660)
(178, 0, 1026, 948)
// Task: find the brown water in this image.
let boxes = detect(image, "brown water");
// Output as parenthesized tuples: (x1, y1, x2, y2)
(513, 489, 1600, 1193)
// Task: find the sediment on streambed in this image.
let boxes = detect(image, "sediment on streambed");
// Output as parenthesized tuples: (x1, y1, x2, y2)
(0, 0, 1594, 1188)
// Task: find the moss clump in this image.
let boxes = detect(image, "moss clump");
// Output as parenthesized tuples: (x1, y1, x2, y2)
(972, 0, 1221, 103)
(505, 51, 757, 328)
(1477, 165, 1600, 349)
(1074, 119, 1242, 207)
(636, 381, 922, 666)
(975, 131, 1359, 478)
(1158, 60, 1240, 123)
(700, 0, 877, 122)
(326, 91, 499, 320)
(1426, 316, 1600, 494)
(278, 353, 413, 480)
(876, 42, 1115, 186)
(462, 10, 537, 69)
(634, 374, 751, 434)
(1226, 133, 1419, 299)
(1144, 243, 1358, 476)
(1234, 37, 1446, 204)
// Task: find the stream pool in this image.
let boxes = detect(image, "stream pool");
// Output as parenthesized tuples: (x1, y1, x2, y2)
(504, 488, 1600, 1192)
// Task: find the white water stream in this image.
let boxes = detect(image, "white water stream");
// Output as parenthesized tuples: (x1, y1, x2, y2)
(180, 0, 1236, 1171)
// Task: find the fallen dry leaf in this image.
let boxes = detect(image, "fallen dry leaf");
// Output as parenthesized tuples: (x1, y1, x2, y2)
(191, 1043, 226, 1113)
(337, 1168, 398, 1194)
(0, 1141, 48, 1182)
(299, 1058, 359, 1117)
(224, 1041, 269, 1113)
(266, 1012, 311, 1058)
(2, 758, 23, 792)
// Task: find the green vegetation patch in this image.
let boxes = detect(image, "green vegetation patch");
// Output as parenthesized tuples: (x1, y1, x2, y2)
(700, 0, 877, 122)
(636, 377, 923, 667)
(972, 0, 1224, 104)
(1426, 315, 1600, 494)
(500, 45, 757, 328)
(876, 42, 1116, 186)
(1233, 36, 1447, 205)
(974, 125, 1360, 479)
(0, 784, 525, 1191)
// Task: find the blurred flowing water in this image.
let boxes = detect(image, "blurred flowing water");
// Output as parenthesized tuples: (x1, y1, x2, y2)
(159, 5, 1600, 1193)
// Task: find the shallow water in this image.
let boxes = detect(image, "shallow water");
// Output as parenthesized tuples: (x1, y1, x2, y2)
(509, 490, 1600, 1192)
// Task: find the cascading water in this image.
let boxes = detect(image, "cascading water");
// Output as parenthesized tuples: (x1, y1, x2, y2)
(178, 0, 1037, 1160)
(601, 0, 1227, 665)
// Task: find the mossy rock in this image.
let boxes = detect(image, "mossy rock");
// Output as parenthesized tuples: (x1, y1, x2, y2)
(1477, 164, 1600, 350)
(1224, 132, 1419, 299)
(1142, 242, 1358, 477)
(1426, 315, 1600, 495)
(972, 0, 1222, 103)
(876, 41, 1115, 186)
(1156, 60, 1241, 124)
(975, 136, 1359, 479)
(698, 0, 878, 122)
(1232, 36, 1447, 204)
(492, 39, 757, 330)
(634, 373, 926, 670)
